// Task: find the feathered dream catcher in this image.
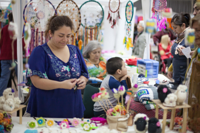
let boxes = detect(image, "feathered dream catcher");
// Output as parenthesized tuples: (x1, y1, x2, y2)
(123, 0, 133, 50)
(107, 0, 120, 28)
(80, 0, 104, 47)
(56, 0, 81, 46)
(23, 0, 56, 53)
(151, 0, 167, 31)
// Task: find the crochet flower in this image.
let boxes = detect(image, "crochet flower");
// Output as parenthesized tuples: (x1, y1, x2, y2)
(81, 122, 91, 131)
(27, 120, 37, 129)
(90, 123, 98, 130)
(71, 118, 80, 127)
(46, 119, 54, 128)
(118, 85, 125, 95)
(36, 117, 45, 127)
(59, 121, 69, 129)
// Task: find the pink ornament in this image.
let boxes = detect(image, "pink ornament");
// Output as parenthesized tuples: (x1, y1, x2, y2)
(59, 121, 69, 129)
(163, 88, 167, 93)
(106, 108, 113, 116)
(156, 121, 160, 127)
(71, 118, 80, 127)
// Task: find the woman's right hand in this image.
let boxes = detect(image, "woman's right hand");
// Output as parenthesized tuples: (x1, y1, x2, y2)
(61, 79, 77, 89)
(167, 71, 173, 79)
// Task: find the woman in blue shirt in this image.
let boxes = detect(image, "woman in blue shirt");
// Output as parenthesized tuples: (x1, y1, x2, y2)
(168, 13, 191, 86)
(26, 15, 89, 118)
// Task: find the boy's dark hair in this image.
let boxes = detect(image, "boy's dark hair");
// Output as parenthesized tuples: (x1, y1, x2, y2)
(106, 57, 123, 75)
(8, 13, 13, 22)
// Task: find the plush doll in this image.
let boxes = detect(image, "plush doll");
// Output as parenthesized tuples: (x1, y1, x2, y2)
(14, 97, 21, 109)
(0, 97, 5, 109)
(133, 113, 149, 133)
(157, 85, 171, 103)
(3, 98, 15, 111)
(158, 35, 173, 60)
(3, 88, 14, 100)
(148, 118, 162, 133)
(174, 85, 187, 105)
(1, 88, 21, 111)
(163, 93, 177, 107)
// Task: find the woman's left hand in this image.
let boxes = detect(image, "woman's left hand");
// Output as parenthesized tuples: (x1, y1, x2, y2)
(77, 76, 88, 89)
(177, 46, 185, 56)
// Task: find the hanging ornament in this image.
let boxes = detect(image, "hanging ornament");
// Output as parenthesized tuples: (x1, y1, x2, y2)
(24, 22, 31, 70)
(8, 22, 18, 70)
(80, 0, 104, 45)
(108, 0, 120, 28)
(56, 0, 81, 34)
(123, 0, 134, 50)
(23, 0, 56, 54)
(145, 19, 157, 34)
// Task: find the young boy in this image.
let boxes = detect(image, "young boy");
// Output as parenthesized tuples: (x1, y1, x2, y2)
(93, 57, 129, 117)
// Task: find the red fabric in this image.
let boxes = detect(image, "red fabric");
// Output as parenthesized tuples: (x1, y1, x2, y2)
(0, 24, 25, 60)
(153, 29, 176, 44)
(158, 43, 173, 60)
(128, 99, 171, 119)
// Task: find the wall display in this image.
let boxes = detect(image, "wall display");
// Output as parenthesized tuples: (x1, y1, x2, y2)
(107, 0, 120, 28)
(80, 0, 104, 46)
(23, 0, 56, 53)
(123, 0, 133, 50)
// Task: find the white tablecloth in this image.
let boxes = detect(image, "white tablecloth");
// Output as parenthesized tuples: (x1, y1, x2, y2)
(11, 117, 193, 133)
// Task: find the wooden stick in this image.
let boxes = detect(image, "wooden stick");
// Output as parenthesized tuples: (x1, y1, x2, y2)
(107, 99, 114, 108)
(101, 100, 108, 110)
(105, 99, 110, 109)
(98, 101, 107, 113)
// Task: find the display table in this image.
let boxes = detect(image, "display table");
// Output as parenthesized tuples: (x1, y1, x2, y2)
(152, 100, 191, 133)
(11, 117, 193, 133)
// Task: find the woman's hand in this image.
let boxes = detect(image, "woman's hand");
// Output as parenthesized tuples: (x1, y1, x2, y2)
(120, 75, 130, 82)
(77, 76, 88, 89)
(167, 71, 173, 79)
(190, 50, 195, 57)
(61, 79, 77, 89)
(177, 46, 185, 56)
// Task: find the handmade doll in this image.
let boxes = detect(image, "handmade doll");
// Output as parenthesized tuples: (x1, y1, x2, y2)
(158, 35, 173, 60)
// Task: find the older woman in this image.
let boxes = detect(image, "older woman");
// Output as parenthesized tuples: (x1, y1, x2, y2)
(83, 40, 106, 80)
(185, 14, 200, 120)
(132, 21, 146, 59)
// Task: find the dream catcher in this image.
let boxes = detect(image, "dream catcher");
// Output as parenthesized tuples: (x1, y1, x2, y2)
(80, 0, 104, 47)
(23, 0, 56, 53)
(107, 0, 120, 28)
(151, 0, 167, 31)
(56, 0, 81, 46)
(123, 0, 133, 50)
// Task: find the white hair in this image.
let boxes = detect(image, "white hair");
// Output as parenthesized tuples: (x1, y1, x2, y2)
(82, 40, 102, 58)
(139, 20, 145, 28)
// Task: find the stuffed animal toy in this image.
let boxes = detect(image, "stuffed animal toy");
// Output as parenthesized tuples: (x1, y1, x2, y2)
(133, 113, 149, 133)
(14, 97, 21, 109)
(3, 88, 14, 100)
(158, 35, 173, 60)
(174, 85, 187, 105)
(157, 85, 171, 103)
(163, 93, 177, 107)
(3, 98, 15, 111)
(0, 97, 5, 109)
(1, 88, 21, 111)
(148, 118, 162, 133)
